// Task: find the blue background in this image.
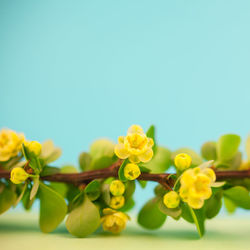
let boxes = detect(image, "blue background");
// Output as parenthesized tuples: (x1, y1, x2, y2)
(1, 0, 250, 213)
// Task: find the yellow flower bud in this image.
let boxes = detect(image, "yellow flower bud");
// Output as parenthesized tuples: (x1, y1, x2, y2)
(110, 196, 125, 209)
(110, 180, 125, 196)
(163, 191, 180, 208)
(174, 153, 192, 171)
(124, 163, 141, 180)
(10, 167, 29, 184)
(25, 141, 42, 156)
(101, 208, 129, 234)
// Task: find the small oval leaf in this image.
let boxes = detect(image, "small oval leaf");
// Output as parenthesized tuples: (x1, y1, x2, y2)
(39, 182, 67, 233)
(66, 194, 100, 237)
(138, 197, 166, 229)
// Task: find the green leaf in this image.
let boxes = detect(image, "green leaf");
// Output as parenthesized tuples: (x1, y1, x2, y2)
(124, 181, 136, 200)
(205, 191, 222, 219)
(88, 139, 116, 170)
(224, 197, 237, 214)
(101, 183, 111, 206)
(79, 152, 92, 171)
(139, 165, 151, 173)
(172, 148, 203, 166)
(68, 191, 85, 212)
(0, 185, 16, 214)
(138, 197, 167, 229)
(90, 138, 115, 159)
(40, 166, 60, 177)
(22, 144, 42, 173)
(118, 159, 129, 181)
(180, 202, 194, 223)
(14, 183, 27, 207)
(30, 176, 40, 200)
(217, 134, 241, 161)
(66, 194, 100, 237)
(61, 165, 78, 173)
(158, 199, 182, 219)
(137, 180, 147, 188)
(22, 185, 35, 210)
(228, 152, 242, 170)
(154, 184, 166, 197)
(146, 125, 156, 153)
(49, 182, 68, 198)
(120, 197, 135, 212)
(201, 141, 217, 161)
(144, 146, 171, 173)
(40, 140, 62, 164)
(223, 186, 250, 209)
(91, 156, 115, 170)
(188, 206, 205, 238)
(84, 180, 101, 201)
(39, 182, 67, 233)
(103, 177, 115, 184)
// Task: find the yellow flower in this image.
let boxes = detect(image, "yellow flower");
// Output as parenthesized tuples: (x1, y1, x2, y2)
(25, 141, 42, 156)
(110, 196, 125, 209)
(179, 166, 216, 209)
(114, 125, 154, 163)
(163, 191, 180, 208)
(124, 163, 141, 180)
(174, 153, 192, 171)
(0, 129, 25, 162)
(10, 167, 29, 184)
(110, 180, 125, 196)
(101, 208, 130, 234)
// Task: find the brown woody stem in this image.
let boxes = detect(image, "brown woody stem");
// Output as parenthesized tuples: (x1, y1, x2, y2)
(1, 160, 250, 189)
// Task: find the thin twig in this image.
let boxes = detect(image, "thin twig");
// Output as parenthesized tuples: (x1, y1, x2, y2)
(1, 160, 250, 188)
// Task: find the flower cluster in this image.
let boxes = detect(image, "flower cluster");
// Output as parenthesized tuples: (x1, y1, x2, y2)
(179, 166, 216, 209)
(114, 125, 154, 181)
(101, 208, 130, 234)
(0, 129, 25, 162)
(115, 125, 154, 164)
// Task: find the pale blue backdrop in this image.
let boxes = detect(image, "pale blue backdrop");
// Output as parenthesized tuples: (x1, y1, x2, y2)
(0, 0, 250, 213)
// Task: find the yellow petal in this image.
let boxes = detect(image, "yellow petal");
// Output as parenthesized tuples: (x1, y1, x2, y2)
(127, 125, 144, 135)
(115, 212, 130, 221)
(202, 187, 212, 199)
(103, 208, 116, 215)
(202, 168, 216, 183)
(138, 148, 153, 163)
(180, 169, 196, 186)
(148, 138, 154, 147)
(179, 186, 189, 202)
(114, 143, 129, 159)
(118, 136, 125, 144)
(190, 185, 212, 199)
(188, 197, 204, 209)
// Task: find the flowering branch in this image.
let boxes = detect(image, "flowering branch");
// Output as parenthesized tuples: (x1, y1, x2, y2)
(1, 125, 250, 238)
(1, 160, 250, 187)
